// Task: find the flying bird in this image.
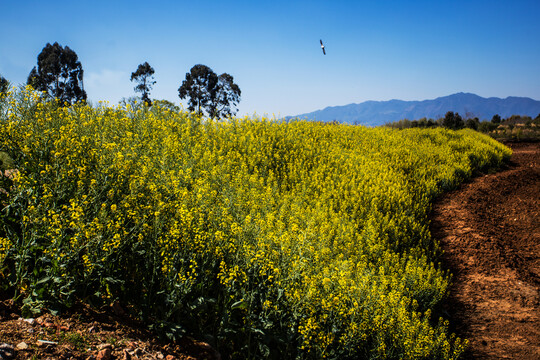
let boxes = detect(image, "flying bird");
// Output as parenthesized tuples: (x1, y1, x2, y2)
(320, 39, 326, 55)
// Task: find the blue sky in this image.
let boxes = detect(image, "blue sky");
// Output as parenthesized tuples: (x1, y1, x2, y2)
(1, 0, 539, 117)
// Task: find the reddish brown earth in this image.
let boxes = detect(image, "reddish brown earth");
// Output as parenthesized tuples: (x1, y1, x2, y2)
(432, 142, 540, 359)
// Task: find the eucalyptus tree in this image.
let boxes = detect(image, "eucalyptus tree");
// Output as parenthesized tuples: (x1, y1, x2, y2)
(131, 62, 156, 106)
(27, 42, 87, 104)
(178, 64, 241, 118)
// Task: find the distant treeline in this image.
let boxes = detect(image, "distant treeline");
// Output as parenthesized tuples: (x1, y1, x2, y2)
(386, 111, 540, 140)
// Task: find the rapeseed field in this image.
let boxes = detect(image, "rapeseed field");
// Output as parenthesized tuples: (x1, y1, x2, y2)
(0, 87, 511, 359)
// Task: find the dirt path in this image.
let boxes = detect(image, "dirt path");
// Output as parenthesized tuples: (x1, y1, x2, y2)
(431, 142, 540, 359)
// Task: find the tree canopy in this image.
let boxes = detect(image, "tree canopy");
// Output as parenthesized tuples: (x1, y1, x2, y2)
(0, 75, 9, 94)
(130, 62, 155, 106)
(27, 42, 87, 104)
(152, 99, 180, 112)
(465, 117, 479, 130)
(210, 73, 241, 119)
(178, 64, 241, 118)
(178, 64, 218, 116)
(491, 114, 502, 124)
(442, 111, 464, 130)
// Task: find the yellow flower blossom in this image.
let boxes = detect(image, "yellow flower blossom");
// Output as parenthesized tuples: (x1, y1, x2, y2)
(0, 86, 510, 359)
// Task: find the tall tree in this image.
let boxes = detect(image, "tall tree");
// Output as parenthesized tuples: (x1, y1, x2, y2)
(27, 42, 87, 104)
(130, 62, 155, 106)
(465, 118, 479, 130)
(178, 64, 218, 116)
(209, 73, 241, 118)
(442, 111, 464, 130)
(0, 74, 9, 94)
(491, 114, 502, 124)
(178, 65, 241, 119)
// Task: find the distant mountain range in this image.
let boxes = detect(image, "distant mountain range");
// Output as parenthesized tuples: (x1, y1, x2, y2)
(288, 93, 540, 126)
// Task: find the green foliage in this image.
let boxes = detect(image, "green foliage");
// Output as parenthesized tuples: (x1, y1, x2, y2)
(483, 114, 540, 141)
(0, 87, 513, 359)
(118, 96, 143, 110)
(210, 73, 241, 119)
(478, 121, 497, 132)
(465, 118, 479, 130)
(152, 99, 180, 112)
(130, 62, 156, 106)
(178, 64, 218, 115)
(26, 42, 87, 105)
(61, 331, 88, 351)
(178, 64, 241, 119)
(504, 114, 532, 126)
(0, 152, 15, 170)
(442, 111, 464, 130)
(0, 75, 9, 94)
(385, 111, 540, 141)
(386, 118, 437, 130)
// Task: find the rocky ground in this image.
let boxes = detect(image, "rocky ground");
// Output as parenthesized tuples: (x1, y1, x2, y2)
(0, 300, 220, 360)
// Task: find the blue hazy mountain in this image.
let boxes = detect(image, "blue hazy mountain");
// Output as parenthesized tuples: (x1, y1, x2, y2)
(288, 93, 540, 126)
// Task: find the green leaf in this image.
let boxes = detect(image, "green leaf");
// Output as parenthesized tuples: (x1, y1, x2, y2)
(36, 276, 51, 285)
(231, 299, 247, 310)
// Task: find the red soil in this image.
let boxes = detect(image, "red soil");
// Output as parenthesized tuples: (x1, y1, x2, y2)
(431, 142, 540, 359)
